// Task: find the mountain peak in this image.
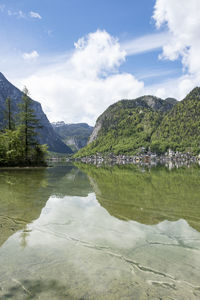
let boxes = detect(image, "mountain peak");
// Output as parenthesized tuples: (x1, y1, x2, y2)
(184, 87, 200, 101)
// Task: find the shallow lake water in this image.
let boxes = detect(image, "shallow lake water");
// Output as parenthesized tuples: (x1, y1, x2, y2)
(0, 163, 200, 299)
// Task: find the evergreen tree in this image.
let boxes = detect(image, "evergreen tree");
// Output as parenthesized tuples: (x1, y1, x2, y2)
(0, 87, 48, 166)
(3, 97, 15, 131)
(18, 87, 42, 163)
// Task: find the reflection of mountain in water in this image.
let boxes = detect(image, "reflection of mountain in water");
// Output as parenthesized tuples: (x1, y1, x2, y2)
(0, 164, 92, 247)
(77, 163, 200, 232)
(47, 164, 92, 197)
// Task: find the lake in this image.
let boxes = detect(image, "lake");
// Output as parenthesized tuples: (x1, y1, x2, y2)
(0, 163, 200, 299)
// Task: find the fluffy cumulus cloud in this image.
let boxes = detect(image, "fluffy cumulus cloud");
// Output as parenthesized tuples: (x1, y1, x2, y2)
(22, 50, 39, 60)
(153, 0, 200, 98)
(20, 30, 144, 125)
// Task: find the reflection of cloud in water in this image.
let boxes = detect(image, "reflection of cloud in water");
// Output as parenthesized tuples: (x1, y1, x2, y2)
(1, 193, 200, 299)
(27, 194, 200, 251)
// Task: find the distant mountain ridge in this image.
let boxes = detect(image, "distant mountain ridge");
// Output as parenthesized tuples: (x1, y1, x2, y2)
(0, 72, 72, 153)
(76, 89, 200, 156)
(52, 122, 93, 152)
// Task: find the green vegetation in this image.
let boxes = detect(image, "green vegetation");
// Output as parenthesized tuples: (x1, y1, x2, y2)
(76, 106, 162, 156)
(0, 88, 48, 167)
(75, 88, 200, 157)
(152, 87, 200, 154)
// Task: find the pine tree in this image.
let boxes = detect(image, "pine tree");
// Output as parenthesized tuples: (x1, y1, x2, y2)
(18, 87, 42, 163)
(0, 87, 47, 166)
(4, 97, 15, 130)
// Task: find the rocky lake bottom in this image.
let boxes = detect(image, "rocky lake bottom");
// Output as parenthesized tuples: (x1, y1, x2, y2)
(0, 163, 200, 299)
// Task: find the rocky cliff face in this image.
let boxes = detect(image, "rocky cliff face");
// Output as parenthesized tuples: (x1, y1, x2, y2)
(88, 95, 177, 144)
(0, 72, 72, 153)
(52, 122, 93, 151)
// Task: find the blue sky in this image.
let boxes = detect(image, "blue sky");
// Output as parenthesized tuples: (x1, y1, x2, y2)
(0, 0, 180, 84)
(0, 0, 199, 124)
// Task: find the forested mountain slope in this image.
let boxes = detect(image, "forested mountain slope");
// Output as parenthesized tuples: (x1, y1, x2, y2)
(76, 95, 177, 156)
(151, 87, 200, 154)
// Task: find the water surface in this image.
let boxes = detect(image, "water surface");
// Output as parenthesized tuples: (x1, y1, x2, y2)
(0, 163, 200, 299)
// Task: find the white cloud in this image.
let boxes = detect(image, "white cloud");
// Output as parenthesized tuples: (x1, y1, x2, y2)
(19, 30, 144, 125)
(144, 72, 200, 102)
(0, 5, 42, 19)
(153, 0, 200, 96)
(72, 30, 126, 78)
(122, 32, 170, 55)
(30, 11, 42, 19)
(7, 9, 25, 18)
(22, 50, 39, 60)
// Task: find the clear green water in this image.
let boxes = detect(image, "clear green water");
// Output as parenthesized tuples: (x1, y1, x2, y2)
(0, 163, 200, 299)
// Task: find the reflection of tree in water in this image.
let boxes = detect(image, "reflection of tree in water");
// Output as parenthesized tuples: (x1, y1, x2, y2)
(20, 226, 30, 249)
(1, 279, 72, 300)
(0, 164, 92, 248)
(0, 168, 48, 248)
(77, 163, 200, 232)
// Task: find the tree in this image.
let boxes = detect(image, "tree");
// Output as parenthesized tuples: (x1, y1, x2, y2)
(0, 128, 24, 166)
(18, 87, 42, 163)
(0, 87, 48, 166)
(4, 97, 15, 130)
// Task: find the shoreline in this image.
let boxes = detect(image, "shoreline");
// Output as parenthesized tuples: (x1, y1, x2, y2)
(0, 165, 48, 170)
(74, 152, 200, 168)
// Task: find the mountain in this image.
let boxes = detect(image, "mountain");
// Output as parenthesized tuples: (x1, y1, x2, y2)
(52, 121, 93, 152)
(0, 72, 72, 153)
(151, 87, 200, 154)
(76, 95, 177, 157)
